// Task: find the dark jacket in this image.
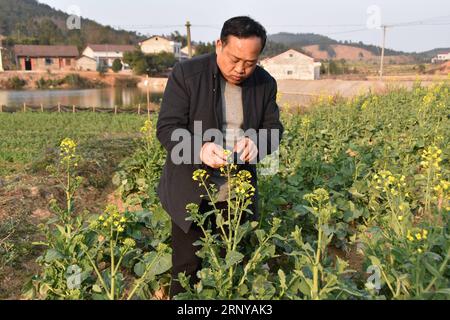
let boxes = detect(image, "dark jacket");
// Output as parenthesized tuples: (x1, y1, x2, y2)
(156, 52, 283, 233)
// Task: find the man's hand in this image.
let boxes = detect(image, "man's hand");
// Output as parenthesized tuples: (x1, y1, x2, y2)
(200, 142, 228, 168)
(234, 137, 258, 163)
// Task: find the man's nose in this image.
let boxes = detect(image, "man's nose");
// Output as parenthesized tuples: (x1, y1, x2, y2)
(235, 62, 245, 74)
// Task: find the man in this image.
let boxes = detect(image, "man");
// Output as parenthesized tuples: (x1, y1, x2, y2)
(156, 16, 283, 298)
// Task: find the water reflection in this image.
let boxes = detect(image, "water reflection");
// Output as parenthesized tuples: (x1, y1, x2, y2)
(0, 87, 164, 108)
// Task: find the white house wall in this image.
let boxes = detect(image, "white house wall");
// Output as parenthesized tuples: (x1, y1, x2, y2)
(260, 50, 320, 80)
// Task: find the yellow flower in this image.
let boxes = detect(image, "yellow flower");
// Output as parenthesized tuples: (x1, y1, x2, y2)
(140, 120, 152, 134)
(192, 169, 208, 181)
(417, 248, 423, 254)
(398, 215, 404, 221)
(415, 233, 422, 240)
(407, 230, 414, 242)
(123, 238, 136, 247)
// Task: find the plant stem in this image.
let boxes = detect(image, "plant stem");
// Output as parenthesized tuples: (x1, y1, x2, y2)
(110, 227, 115, 299)
(127, 251, 162, 300)
(312, 216, 322, 300)
(84, 249, 112, 299)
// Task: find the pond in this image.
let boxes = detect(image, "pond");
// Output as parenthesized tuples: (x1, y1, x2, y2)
(0, 87, 164, 108)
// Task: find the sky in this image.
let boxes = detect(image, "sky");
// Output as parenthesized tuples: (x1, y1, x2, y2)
(39, 0, 450, 53)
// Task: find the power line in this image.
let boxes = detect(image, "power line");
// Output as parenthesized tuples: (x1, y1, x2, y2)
(110, 14, 450, 31)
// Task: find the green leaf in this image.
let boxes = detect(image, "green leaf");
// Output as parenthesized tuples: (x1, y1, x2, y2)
(423, 260, 442, 279)
(368, 255, 382, 267)
(225, 251, 244, 268)
(255, 229, 266, 244)
(148, 252, 172, 276)
(134, 261, 146, 277)
(44, 249, 64, 263)
(235, 221, 250, 245)
(134, 251, 171, 278)
(238, 284, 248, 296)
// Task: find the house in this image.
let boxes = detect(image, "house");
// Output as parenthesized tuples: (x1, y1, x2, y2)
(14, 45, 79, 71)
(180, 45, 196, 60)
(431, 52, 450, 63)
(76, 55, 97, 71)
(260, 49, 321, 80)
(139, 36, 181, 59)
(81, 44, 136, 70)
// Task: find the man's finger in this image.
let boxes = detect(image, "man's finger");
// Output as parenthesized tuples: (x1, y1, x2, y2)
(213, 145, 228, 161)
(234, 139, 247, 154)
(248, 149, 258, 162)
(240, 146, 250, 162)
(212, 153, 227, 166)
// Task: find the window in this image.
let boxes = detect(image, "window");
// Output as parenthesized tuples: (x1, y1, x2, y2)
(289, 54, 293, 57)
(45, 58, 53, 65)
(287, 70, 293, 75)
(65, 58, 71, 65)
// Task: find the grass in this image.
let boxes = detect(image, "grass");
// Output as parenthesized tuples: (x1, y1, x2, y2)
(0, 112, 149, 176)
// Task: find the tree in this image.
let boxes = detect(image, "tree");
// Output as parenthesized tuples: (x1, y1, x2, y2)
(123, 50, 176, 76)
(169, 31, 188, 47)
(148, 52, 176, 75)
(112, 59, 123, 73)
(195, 41, 215, 56)
(36, 19, 64, 45)
(123, 50, 148, 75)
(418, 64, 426, 74)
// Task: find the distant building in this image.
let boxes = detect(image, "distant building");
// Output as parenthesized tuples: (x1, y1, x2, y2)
(431, 52, 450, 63)
(180, 45, 196, 60)
(75, 55, 97, 71)
(14, 45, 79, 71)
(81, 44, 136, 70)
(260, 49, 321, 80)
(139, 36, 181, 59)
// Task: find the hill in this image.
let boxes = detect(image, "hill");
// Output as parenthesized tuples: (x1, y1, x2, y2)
(268, 32, 407, 57)
(0, 0, 144, 50)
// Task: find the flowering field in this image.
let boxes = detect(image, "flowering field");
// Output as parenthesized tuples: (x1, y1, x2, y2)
(1, 82, 449, 300)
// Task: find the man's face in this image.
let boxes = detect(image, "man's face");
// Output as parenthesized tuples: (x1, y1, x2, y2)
(216, 35, 262, 85)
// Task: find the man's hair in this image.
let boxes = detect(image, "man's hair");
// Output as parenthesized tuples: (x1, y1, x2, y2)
(220, 16, 267, 52)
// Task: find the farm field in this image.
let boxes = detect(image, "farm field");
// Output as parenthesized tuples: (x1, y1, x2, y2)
(0, 82, 448, 300)
(0, 113, 147, 298)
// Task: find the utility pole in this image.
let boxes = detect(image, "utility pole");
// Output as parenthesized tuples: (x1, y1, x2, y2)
(145, 71, 151, 121)
(0, 36, 4, 72)
(379, 25, 387, 80)
(186, 21, 193, 59)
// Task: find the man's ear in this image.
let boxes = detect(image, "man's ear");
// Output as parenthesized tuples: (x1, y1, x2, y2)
(215, 39, 223, 54)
